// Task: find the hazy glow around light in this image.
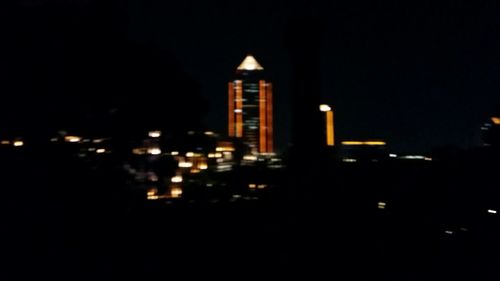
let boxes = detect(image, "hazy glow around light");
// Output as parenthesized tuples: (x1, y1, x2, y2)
(488, 209, 497, 214)
(237, 55, 264, 71)
(171, 176, 183, 183)
(204, 131, 214, 136)
(186, 152, 194, 157)
(148, 148, 162, 155)
(491, 117, 500, 125)
(179, 161, 193, 168)
(64, 136, 81, 143)
(149, 130, 161, 138)
(243, 155, 257, 161)
(96, 148, 106, 154)
(13, 140, 24, 147)
(216, 146, 235, 152)
(171, 151, 179, 156)
(378, 202, 386, 209)
(400, 155, 426, 160)
(1, 140, 10, 145)
(319, 104, 331, 112)
(171, 187, 182, 198)
(198, 163, 208, 170)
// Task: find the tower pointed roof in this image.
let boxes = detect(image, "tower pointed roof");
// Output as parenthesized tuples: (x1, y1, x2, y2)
(237, 55, 264, 71)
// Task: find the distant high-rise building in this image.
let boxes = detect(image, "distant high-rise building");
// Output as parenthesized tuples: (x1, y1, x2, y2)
(228, 55, 273, 154)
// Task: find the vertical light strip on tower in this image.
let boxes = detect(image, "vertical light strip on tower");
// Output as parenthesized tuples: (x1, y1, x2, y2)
(228, 82, 235, 137)
(326, 110, 334, 146)
(235, 80, 243, 137)
(259, 80, 267, 153)
(266, 83, 273, 153)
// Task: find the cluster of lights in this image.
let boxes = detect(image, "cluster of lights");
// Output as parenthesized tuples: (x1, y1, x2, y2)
(215, 146, 235, 152)
(147, 188, 159, 200)
(170, 187, 183, 198)
(248, 183, 268, 189)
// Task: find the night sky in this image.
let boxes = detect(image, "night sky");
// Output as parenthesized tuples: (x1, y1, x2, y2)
(3, 0, 500, 153)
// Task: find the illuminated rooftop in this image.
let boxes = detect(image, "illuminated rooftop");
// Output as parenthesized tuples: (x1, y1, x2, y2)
(237, 55, 264, 71)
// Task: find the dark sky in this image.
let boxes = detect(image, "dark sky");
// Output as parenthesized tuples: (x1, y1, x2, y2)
(4, 0, 500, 153)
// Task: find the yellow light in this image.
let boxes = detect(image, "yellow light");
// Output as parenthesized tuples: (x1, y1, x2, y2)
(190, 169, 201, 174)
(257, 184, 267, 189)
(216, 146, 235, 152)
(378, 202, 386, 209)
(96, 148, 106, 154)
(208, 153, 215, 158)
(342, 141, 386, 146)
(319, 104, 331, 112)
(64, 136, 81, 143)
(186, 152, 194, 157)
(491, 117, 500, 125)
(171, 187, 183, 198)
(147, 188, 158, 198)
(149, 130, 161, 138)
(1, 140, 10, 145)
(364, 141, 386, 146)
(171, 151, 179, 156)
(205, 131, 214, 136)
(179, 161, 193, 168)
(171, 176, 183, 183)
(13, 140, 24, 147)
(249, 184, 256, 189)
(198, 163, 208, 170)
(243, 155, 257, 161)
(214, 153, 223, 158)
(326, 110, 334, 146)
(148, 148, 162, 155)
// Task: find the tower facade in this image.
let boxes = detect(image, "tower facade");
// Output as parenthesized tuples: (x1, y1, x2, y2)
(228, 55, 273, 154)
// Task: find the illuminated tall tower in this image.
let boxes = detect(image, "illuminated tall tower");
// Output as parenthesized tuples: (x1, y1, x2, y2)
(228, 55, 273, 154)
